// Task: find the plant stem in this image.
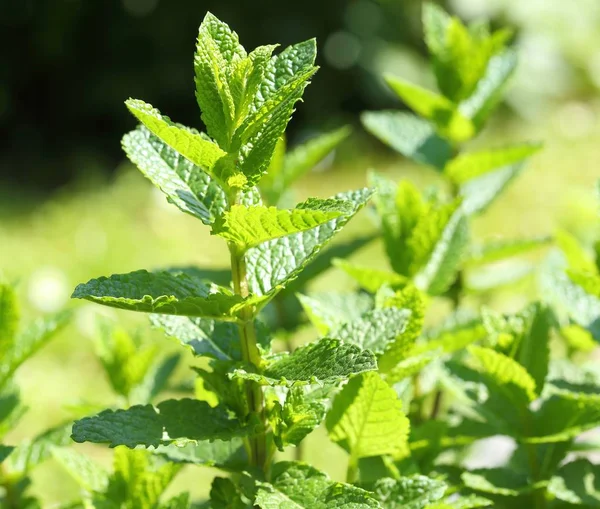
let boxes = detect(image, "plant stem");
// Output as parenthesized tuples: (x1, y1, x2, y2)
(346, 455, 358, 484)
(229, 242, 268, 471)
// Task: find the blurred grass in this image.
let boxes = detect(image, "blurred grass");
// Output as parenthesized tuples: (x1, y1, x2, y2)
(1, 105, 599, 505)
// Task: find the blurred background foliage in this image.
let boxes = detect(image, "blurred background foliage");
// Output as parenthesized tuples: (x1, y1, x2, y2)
(1, 0, 599, 505)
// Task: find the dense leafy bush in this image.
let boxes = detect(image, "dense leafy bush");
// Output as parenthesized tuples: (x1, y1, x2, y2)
(1, 4, 600, 508)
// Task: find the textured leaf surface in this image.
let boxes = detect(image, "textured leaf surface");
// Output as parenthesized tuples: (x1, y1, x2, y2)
(157, 438, 248, 471)
(332, 307, 410, 355)
(269, 387, 327, 450)
(150, 314, 270, 361)
(445, 143, 541, 184)
(297, 292, 375, 335)
(413, 206, 469, 295)
(384, 76, 474, 142)
(126, 99, 226, 182)
(235, 41, 318, 186)
(122, 126, 227, 225)
(231, 338, 376, 386)
(194, 12, 245, 146)
(213, 200, 348, 249)
(52, 447, 110, 492)
(326, 371, 409, 458)
(245, 188, 374, 296)
(460, 161, 526, 215)
(458, 50, 517, 126)
(378, 285, 426, 371)
(372, 476, 446, 509)
(71, 399, 250, 448)
(361, 111, 451, 169)
(72, 270, 259, 320)
(255, 462, 381, 508)
(541, 252, 600, 340)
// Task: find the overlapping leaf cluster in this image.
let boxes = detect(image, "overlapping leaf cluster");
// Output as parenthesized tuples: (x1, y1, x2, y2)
(22, 5, 598, 509)
(0, 281, 71, 507)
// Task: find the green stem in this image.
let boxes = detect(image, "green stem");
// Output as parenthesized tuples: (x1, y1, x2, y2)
(229, 241, 268, 471)
(346, 454, 358, 484)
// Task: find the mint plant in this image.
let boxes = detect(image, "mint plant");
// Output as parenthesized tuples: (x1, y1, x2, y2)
(57, 7, 600, 509)
(52, 319, 188, 507)
(0, 280, 71, 508)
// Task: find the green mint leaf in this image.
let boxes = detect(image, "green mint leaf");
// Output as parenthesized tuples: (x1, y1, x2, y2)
(332, 307, 411, 356)
(467, 345, 537, 402)
(555, 228, 599, 274)
(508, 303, 553, 394)
(269, 386, 327, 451)
(160, 493, 191, 509)
(428, 495, 493, 509)
(194, 12, 246, 146)
(541, 252, 600, 340)
(72, 269, 265, 320)
(385, 351, 438, 385)
(417, 311, 486, 355)
(52, 447, 110, 492)
(122, 126, 227, 225)
(465, 260, 535, 293)
(548, 459, 600, 506)
(459, 160, 526, 215)
(136, 352, 181, 404)
(157, 438, 248, 471)
(422, 3, 512, 103)
(0, 282, 18, 351)
(6, 423, 72, 474)
(231, 337, 377, 387)
(461, 469, 530, 497)
(125, 99, 227, 183)
(71, 399, 250, 448)
(213, 200, 349, 249)
(326, 371, 410, 459)
(361, 112, 452, 169)
(569, 269, 600, 297)
(368, 173, 424, 276)
(458, 50, 517, 127)
(297, 292, 375, 335)
(378, 285, 426, 371)
(0, 310, 71, 391)
(464, 235, 551, 266)
(526, 383, 600, 443)
(255, 462, 381, 508)
(210, 476, 252, 509)
(0, 445, 14, 464)
(445, 143, 542, 185)
(384, 76, 475, 142)
(245, 188, 374, 297)
(149, 314, 271, 361)
(413, 205, 469, 295)
(262, 126, 351, 203)
(332, 259, 407, 293)
(234, 40, 318, 186)
(93, 322, 158, 400)
(372, 476, 446, 509)
(108, 448, 182, 509)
